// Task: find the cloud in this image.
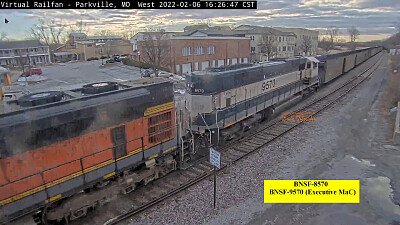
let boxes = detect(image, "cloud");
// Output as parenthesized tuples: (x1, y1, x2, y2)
(1, 0, 399, 40)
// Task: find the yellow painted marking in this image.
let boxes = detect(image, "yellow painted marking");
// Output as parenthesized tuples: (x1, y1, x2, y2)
(83, 159, 114, 174)
(144, 102, 174, 116)
(103, 172, 115, 179)
(149, 154, 159, 160)
(45, 194, 61, 203)
(116, 147, 142, 161)
(163, 146, 177, 154)
(45, 171, 83, 189)
(0, 185, 46, 206)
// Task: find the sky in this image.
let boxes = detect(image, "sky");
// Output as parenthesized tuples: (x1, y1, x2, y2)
(0, 0, 399, 42)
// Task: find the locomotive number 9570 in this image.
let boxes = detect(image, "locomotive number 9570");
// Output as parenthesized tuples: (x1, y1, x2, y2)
(262, 79, 276, 91)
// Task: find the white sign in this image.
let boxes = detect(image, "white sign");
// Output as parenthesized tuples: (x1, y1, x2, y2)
(210, 147, 221, 169)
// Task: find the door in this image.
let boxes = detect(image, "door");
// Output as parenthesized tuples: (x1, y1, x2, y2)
(232, 58, 238, 65)
(111, 125, 127, 159)
(201, 61, 209, 70)
(182, 63, 192, 75)
(217, 60, 224, 67)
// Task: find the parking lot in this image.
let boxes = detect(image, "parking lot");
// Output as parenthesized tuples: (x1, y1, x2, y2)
(19, 60, 144, 93)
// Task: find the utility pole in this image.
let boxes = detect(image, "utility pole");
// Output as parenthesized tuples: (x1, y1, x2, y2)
(138, 51, 142, 77)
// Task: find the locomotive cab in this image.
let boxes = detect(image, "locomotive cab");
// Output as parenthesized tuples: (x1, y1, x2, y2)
(301, 57, 319, 85)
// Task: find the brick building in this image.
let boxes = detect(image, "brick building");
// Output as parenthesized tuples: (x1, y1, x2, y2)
(171, 36, 250, 74)
(131, 31, 250, 75)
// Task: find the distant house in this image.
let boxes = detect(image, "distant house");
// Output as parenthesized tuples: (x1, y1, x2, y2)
(55, 33, 133, 62)
(0, 40, 51, 67)
(274, 27, 319, 56)
(232, 25, 297, 62)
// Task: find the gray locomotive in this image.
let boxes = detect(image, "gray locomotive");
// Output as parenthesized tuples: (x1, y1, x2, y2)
(184, 46, 382, 152)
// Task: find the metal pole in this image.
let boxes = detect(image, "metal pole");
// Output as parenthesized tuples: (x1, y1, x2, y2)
(139, 54, 142, 75)
(214, 165, 216, 209)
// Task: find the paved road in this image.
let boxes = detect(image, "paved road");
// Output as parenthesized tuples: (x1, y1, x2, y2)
(19, 60, 143, 93)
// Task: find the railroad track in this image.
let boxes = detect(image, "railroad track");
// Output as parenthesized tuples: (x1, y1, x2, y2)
(100, 53, 384, 225)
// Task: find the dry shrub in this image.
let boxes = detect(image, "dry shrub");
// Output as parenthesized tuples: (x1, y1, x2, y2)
(386, 55, 400, 107)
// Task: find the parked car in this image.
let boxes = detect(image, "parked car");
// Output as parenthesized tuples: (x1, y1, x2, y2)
(141, 69, 154, 77)
(22, 68, 42, 76)
(106, 56, 121, 64)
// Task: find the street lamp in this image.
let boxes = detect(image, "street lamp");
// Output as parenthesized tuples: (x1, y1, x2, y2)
(96, 43, 105, 65)
(101, 47, 104, 65)
(138, 50, 141, 77)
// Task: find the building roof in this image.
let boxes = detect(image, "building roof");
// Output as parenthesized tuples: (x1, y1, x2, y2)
(171, 36, 249, 40)
(274, 27, 319, 34)
(87, 36, 122, 40)
(0, 40, 48, 49)
(75, 41, 95, 44)
(70, 33, 86, 37)
(184, 24, 210, 31)
(54, 52, 77, 56)
(233, 25, 296, 36)
(179, 30, 243, 37)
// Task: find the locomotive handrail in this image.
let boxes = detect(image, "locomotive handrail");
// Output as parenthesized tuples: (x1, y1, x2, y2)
(0, 125, 176, 189)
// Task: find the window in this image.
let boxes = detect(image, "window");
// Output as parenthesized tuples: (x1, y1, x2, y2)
(195, 46, 204, 55)
(278, 46, 281, 52)
(207, 46, 215, 54)
(243, 58, 248, 63)
(251, 47, 256, 53)
(227, 59, 230, 65)
(182, 46, 192, 56)
(283, 46, 286, 51)
(194, 62, 199, 71)
(250, 36, 255, 41)
(212, 60, 216, 67)
(279, 37, 282, 42)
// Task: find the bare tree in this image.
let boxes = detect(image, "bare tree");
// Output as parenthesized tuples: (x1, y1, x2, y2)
(318, 37, 331, 52)
(0, 32, 7, 41)
(71, 18, 89, 34)
(300, 36, 312, 56)
(103, 40, 121, 57)
(258, 34, 277, 61)
(141, 30, 171, 77)
(348, 26, 360, 42)
(95, 30, 117, 36)
(29, 18, 66, 45)
(120, 31, 136, 40)
(325, 26, 340, 49)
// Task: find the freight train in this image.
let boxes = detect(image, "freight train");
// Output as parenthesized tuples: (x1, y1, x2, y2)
(0, 47, 382, 224)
